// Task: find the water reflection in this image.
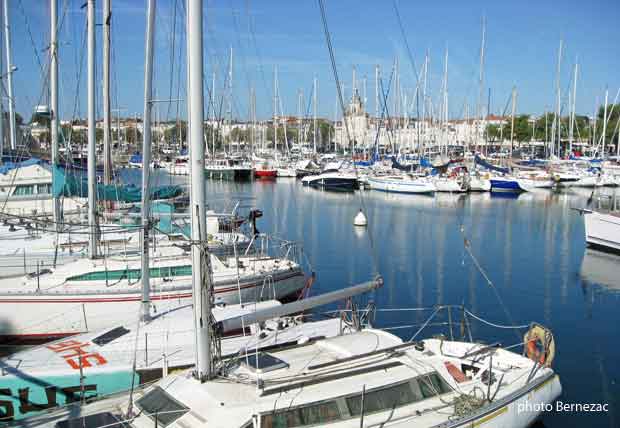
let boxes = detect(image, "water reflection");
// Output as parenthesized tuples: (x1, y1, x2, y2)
(115, 172, 619, 428)
(580, 249, 620, 293)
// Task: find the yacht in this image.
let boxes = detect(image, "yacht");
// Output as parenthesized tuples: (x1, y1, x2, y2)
(16, 306, 562, 428)
(0, 237, 307, 343)
(0, 302, 344, 422)
(582, 209, 620, 252)
(368, 174, 435, 194)
(0, 159, 84, 216)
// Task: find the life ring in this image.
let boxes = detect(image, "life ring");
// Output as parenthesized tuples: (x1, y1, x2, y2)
(523, 324, 555, 367)
(526, 337, 545, 365)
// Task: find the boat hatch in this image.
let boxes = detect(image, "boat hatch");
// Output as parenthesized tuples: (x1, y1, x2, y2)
(92, 326, 130, 346)
(137, 386, 190, 427)
(55, 412, 125, 428)
(241, 352, 289, 374)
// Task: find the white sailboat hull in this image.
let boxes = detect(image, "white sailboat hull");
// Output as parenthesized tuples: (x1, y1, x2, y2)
(368, 176, 435, 194)
(0, 305, 344, 421)
(584, 210, 620, 252)
(0, 270, 304, 342)
(433, 176, 469, 192)
(468, 177, 491, 192)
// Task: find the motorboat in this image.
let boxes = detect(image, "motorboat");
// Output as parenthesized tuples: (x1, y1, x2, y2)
(301, 169, 359, 190)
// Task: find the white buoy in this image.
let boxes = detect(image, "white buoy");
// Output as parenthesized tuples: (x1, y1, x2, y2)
(353, 209, 368, 227)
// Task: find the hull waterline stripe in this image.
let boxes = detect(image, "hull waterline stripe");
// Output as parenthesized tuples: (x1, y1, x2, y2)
(0, 272, 303, 303)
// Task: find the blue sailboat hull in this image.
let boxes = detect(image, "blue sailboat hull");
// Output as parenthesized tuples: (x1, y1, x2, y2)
(490, 178, 523, 192)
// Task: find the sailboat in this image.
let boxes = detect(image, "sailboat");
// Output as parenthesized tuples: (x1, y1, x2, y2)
(0, 1, 305, 344)
(368, 173, 436, 194)
(0, 298, 347, 422)
(15, 4, 562, 427)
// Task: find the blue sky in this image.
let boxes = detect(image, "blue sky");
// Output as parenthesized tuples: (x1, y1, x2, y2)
(8, 0, 620, 122)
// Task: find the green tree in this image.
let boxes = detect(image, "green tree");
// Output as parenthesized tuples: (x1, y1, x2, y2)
(164, 122, 187, 144)
(486, 124, 501, 142)
(595, 104, 620, 152)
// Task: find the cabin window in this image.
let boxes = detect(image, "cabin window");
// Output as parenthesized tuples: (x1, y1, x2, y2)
(418, 373, 452, 398)
(13, 184, 34, 196)
(37, 183, 52, 194)
(346, 381, 417, 416)
(55, 412, 124, 428)
(345, 372, 451, 417)
(92, 326, 130, 346)
(137, 386, 189, 427)
(67, 265, 193, 281)
(261, 400, 341, 428)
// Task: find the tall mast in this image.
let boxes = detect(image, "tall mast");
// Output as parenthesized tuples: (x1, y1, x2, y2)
(297, 89, 302, 146)
(421, 53, 428, 156)
(601, 88, 608, 158)
(87, 0, 97, 259)
(103, 0, 112, 186)
(554, 39, 562, 157)
(211, 71, 215, 157)
(375, 65, 379, 132)
(509, 86, 517, 160)
(250, 87, 255, 155)
(477, 16, 486, 153)
(227, 46, 232, 154)
(568, 59, 578, 154)
(187, 0, 212, 381)
(140, 0, 156, 321)
(0, 4, 3, 163)
(442, 47, 448, 156)
(273, 65, 278, 153)
(313, 76, 317, 154)
(50, 0, 61, 229)
(394, 59, 399, 153)
(3, 0, 16, 150)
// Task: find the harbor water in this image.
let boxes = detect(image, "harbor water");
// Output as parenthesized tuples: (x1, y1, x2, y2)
(178, 174, 617, 428)
(20, 169, 620, 427)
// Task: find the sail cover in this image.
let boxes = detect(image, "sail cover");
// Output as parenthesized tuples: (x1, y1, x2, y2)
(474, 155, 509, 174)
(52, 166, 183, 202)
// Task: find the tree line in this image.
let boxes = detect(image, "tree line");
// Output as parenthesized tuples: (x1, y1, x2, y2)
(485, 104, 620, 147)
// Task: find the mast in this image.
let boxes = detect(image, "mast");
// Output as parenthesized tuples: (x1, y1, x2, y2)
(313, 76, 317, 154)
(3, 0, 16, 150)
(602, 88, 608, 158)
(187, 0, 212, 381)
(442, 47, 448, 156)
(477, 16, 486, 154)
(554, 39, 563, 157)
(0, 4, 3, 163)
(273, 65, 278, 153)
(250, 87, 255, 155)
(421, 53, 428, 156)
(103, 0, 112, 186)
(568, 59, 578, 154)
(50, 0, 61, 229)
(375, 65, 379, 133)
(227, 46, 232, 154)
(297, 89, 302, 147)
(140, 0, 156, 321)
(211, 71, 215, 157)
(87, 0, 97, 259)
(510, 86, 517, 160)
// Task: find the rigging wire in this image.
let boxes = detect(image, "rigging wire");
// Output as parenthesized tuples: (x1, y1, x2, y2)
(459, 224, 522, 342)
(317, 0, 380, 280)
